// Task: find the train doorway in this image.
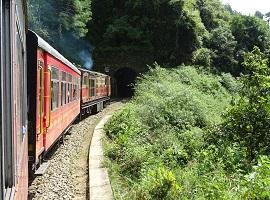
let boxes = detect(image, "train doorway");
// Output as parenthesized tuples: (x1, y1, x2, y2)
(114, 68, 137, 98)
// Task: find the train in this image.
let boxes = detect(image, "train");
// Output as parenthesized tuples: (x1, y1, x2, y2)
(0, 1, 111, 199)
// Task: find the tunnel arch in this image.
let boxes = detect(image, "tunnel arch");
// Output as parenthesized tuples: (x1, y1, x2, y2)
(114, 67, 137, 97)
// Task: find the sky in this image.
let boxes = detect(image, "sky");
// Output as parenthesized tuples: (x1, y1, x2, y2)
(222, 0, 270, 15)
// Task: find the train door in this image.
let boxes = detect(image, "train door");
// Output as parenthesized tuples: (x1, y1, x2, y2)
(1, 0, 27, 198)
(1, 0, 15, 197)
(36, 58, 45, 160)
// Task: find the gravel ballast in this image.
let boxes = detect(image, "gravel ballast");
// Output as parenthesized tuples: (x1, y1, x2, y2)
(28, 101, 124, 200)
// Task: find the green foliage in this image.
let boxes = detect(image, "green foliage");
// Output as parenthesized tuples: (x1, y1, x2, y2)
(73, 0, 92, 37)
(28, 0, 92, 66)
(207, 26, 238, 73)
(105, 52, 270, 199)
(255, 11, 264, 19)
(231, 14, 270, 72)
(192, 48, 212, 70)
(241, 156, 270, 199)
(87, 0, 270, 75)
(220, 73, 241, 94)
(196, 0, 231, 31)
(28, 0, 91, 39)
(213, 48, 270, 167)
(89, 0, 207, 65)
(104, 65, 246, 199)
(135, 167, 181, 200)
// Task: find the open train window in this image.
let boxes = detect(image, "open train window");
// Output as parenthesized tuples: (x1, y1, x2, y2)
(51, 67, 59, 111)
(72, 76, 76, 100)
(67, 74, 72, 103)
(61, 71, 67, 105)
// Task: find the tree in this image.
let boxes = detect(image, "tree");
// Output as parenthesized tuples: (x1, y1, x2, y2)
(220, 47, 270, 162)
(88, 0, 206, 66)
(207, 26, 237, 74)
(196, 0, 231, 31)
(265, 12, 270, 25)
(255, 11, 264, 19)
(231, 14, 270, 74)
(28, 0, 92, 66)
(28, 0, 92, 43)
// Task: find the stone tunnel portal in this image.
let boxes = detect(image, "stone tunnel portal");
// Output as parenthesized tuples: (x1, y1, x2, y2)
(114, 67, 137, 98)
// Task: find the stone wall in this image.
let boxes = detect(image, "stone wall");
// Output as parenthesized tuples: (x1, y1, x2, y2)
(92, 50, 155, 97)
(92, 50, 155, 75)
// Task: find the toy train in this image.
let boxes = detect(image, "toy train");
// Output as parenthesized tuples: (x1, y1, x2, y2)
(0, 1, 110, 199)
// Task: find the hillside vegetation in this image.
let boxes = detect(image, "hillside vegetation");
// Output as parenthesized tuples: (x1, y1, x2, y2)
(104, 48, 270, 199)
(89, 0, 270, 75)
(29, 0, 270, 75)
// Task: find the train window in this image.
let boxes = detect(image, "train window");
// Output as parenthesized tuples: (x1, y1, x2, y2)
(61, 72, 67, 105)
(90, 79, 96, 97)
(68, 74, 72, 103)
(51, 67, 59, 111)
(70, 76, 73, 102)
(72, 77, 75, 100)
(74, 77, 77, 100)
(78, 78, 81, 98)
(83, 74, 88, 86)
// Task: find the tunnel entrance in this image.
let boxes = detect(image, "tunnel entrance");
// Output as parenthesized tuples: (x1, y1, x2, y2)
(114, 68, 137, 97)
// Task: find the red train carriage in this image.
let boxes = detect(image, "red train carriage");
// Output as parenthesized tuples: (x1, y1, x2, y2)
(79, 68, 111, 115)
(0, 0, 28, 199)
(27, 30, 81, 171)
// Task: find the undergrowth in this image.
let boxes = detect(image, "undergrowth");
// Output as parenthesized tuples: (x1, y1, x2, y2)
(104, 54, 270, 199)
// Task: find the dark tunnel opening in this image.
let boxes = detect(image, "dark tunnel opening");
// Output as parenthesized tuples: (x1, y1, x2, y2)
(114, 68, 137, 98)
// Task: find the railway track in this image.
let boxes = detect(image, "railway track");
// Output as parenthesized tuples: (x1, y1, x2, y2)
(28, 101, 125, 200)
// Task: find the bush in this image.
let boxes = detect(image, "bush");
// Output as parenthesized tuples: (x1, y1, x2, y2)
(192, 48, 213, 70)
(135, 167, 181, 200)
(104, 65, 241, 199)
(214, 48, 270, 168)
(241, 156, 270, 199)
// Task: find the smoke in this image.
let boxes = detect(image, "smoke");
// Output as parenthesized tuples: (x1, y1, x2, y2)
(57, 32, 94, 70)
(79, 50, 93, 70)
(28, 0, 94, 70)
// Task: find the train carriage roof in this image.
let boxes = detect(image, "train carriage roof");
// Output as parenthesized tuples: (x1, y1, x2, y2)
(78, 67, 108, 77)
(28, 30, 81, 75)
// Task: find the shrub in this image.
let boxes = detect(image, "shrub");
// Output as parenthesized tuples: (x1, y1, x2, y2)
(104, 64, 247, 199)
(192, 47, 213, 70)
(135, 167, 181, 200)
(241, 156, 270, 199)
(216, 48, 270, 166)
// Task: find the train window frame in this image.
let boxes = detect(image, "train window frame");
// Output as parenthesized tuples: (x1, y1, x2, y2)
(72, 76, 76, 100)
(51, 67, 59, 111)
(83, 74, 88, 86)
(78, 78, 81, 98)
(90, 78, 96, 97)
(67, 74, 72, 103)
(74, 76, 77, 100)
(61, 71, 67, 106)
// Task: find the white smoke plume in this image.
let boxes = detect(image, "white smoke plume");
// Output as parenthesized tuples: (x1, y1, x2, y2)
(79, 50, 93, 70)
